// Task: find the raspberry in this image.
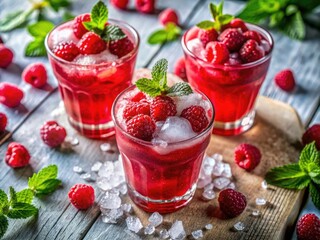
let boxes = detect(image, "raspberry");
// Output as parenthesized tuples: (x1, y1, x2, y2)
(302, 124, 320, 150)
(5, 142, 30, 168)
(68, 184, 95, 210)
(78, 32, 106, 55)
(243, 30, 261, 44)
(198, 28, 218, 46)
(239, 39, 264, 63)
(205, 41, 229, 64)
(40, 121, 67, 147)
(229, 18, 248, 32)
(111, 0, 129, 9)
(123, 101, 150, 121)
(218, 189, 247, 218)
(0, 82, 24, 108)
(180, 106, 209, 133)
(135, 0, 155, 13)
(131, 92, 146, 102)
(0, 113, 8, 132)
(234, 143, 261, 171)
(109, 37, 134, 58)
(218, 28, 245, 52)
(296, 213, 320, 240)
(159, 8, 179, 26)
(73, 13, 91, 39)
(0, 44, 14, 68)
(22, 63, 47, 88)
(126, 114, 155, 141)
(53, 41, 79, 61)
(274, 69, 296, 92)
(174, 57, 187, 81)
(150, 96, 177, 122)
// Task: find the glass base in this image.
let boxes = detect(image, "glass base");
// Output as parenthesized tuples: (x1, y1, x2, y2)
(68, 117, 115, 139)
(213, 110, 255, 136)
(127, 184, 197, 213)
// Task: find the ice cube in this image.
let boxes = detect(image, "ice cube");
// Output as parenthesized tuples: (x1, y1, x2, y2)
(168, 221, 186, 240)
(101, 208, 123, 223)
(173, 93, 210, 115)
(51, 27, 78, 46)
(121, 203, 132, 213)
(251, 210, 261, 217)
(233, 222, 245, 231)
(203, 155, 215, 167)
(192, 230, 203, 239)
(212, 161, 224, 176)
(227, 182, 236, 190)
(256, 198, 267, 206)
(213, 177, 230, 190)
(261, 180, 268, 189)
(80, 173, 95, 182)
(197, 176, 211, 189)
(118, 183, 128, 195)
(203, 164, 213, 175)
(97, 177, 112, 191)
(205, 223, 213, 230)
(204, 183, 214, 191)
(100, 143, 117, 152)
(100, 192, 121, 209)
(91, 161, 102, 172)
(126, 216, 143, 233)
(148, 212, 163, 227)
(202, 189, 215, 200)
(74, 49, 118, 65)
(98, 161, 114, 178)
(73, 166, 83, 173)
(144, 224, 155, 235)
(186, 39, 205, 59)
(221, 163, 232, 178)
(109, 188, 120, 196)
(156, 117, 197, 143)
(65, 136, 79, 146)
(101, 214, 117, 224)
(159, 229, 169, 239)
(211, 153, 223, 162)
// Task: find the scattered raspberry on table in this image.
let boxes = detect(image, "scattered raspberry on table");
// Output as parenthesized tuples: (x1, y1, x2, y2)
(5, 142, 30, 168)
(159, 8, 179, 26)
(0, 113, 7, 132)
(68, 184, 95, 210)
(302, 124, 320, 150)
(40, 121, 67, 148)
(274, 69, 296, 92)
(22, 63, 48, 88)
(218, 188, 247, 218)
(234, 143, 261, 171)
(0, 82, 24, 108)
(296, 213, 320, 240)
(0, 44, 13, 68)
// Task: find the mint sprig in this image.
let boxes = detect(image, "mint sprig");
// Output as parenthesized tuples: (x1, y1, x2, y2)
(135, 59, 193, 97)
(265, 142, 320, 209)
(148, 23, 181, 45)
(83, 1, 126, 42)
(0, 165, 61, 238)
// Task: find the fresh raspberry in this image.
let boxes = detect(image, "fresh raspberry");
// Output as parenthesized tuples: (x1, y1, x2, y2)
(198, 28, 218, 46)
(40, 121, 67, 147)
(229, 18, 248, 32)
(218, 28, 245, 52)
(0, 44, 14, 68)
(123, 101, 150, 121)
(274, 69, 296, 92)
(0, 113, 7, 132)
(53, 41, 80, 61)
(131, 92, 147, 102)
(111, 0, 129, 9)
(73, 13, 91, 39)
(0, 82, 24, 108)
(68, 184, 95, 210)
(126, 114, 156, 141)
(5, 142, 30, 168)
(218, 189, 247, 218)
(243, 30, 261, 44)
(302, 124, 320, 150)
(205, 41, 229, 64)
(174, 57, 187, 81)
(150, 96, 177, 122)
(22, 63, 47, 88)
(234, 143, 261, 171)
(159, 8, 179, 26)
(135, 0, 155, 14)
(78, 32, 106, 55)
(109, 37, 134, 58)
(296, 213, 320, 240)
(180, 106, 209, 133)
(239, 39, 264, 63)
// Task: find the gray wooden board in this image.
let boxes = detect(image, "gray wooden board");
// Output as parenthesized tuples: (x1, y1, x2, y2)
(149, 0, 320, 126)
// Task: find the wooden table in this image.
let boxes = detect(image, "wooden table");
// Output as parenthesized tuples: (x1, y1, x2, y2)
(0, 0, 319, 239)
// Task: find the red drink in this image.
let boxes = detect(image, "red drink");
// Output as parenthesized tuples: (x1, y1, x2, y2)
(46, 19, 139, 139)
(182, 24, 273, 136)
(112, 86, 214, 213)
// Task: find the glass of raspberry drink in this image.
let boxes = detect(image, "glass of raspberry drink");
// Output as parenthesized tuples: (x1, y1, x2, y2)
(45, 2, 139, 139)
(112, 59, 214, 213)
(181, 3, 273, 136)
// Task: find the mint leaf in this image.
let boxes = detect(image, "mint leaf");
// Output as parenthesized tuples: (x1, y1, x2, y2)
(165, 23, 181, 41)
(28, 165, 58, 192)
(25, 38, 47, 57)
(102, 25, 126, 41)
(285, 5, 298, 16)
(310, 169, 320, 184)
(27, 21, 54, 38)
(0, 214, 8, 239)
(217, 0, 224, 16)
(282, 10, 306, 40)
(135, 78, 162, 97)
(309, 182, 320, 209)
(265, 163, 311, 189)
(0, 190, 8, 209)
(196, 20, 216, 30)
(6, 203, 38, 219)
(167, 82, 193, 96)
(217, 14, 234, 25)
(0, 9, 33, 32)
(16, 189, 34, 204)
(209, 3, 218, 19)
(237, 0, 271, 24)
(269, 11, 285, 27)
(259, 0, 281, 13)
(9, 187, 17, 207)
(48, 0, 71, 12)
(35, 179, 61, 196)
(91, 1, 108, 30)
(299, 142, 320, 173)
(148, 29, 168, 44)
(151, 59, 168, 87)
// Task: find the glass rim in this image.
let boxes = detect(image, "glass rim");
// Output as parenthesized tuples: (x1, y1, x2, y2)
(45, 18, 140, 67)
(181, 23, 274, 69)
(111, 85, 215, 146)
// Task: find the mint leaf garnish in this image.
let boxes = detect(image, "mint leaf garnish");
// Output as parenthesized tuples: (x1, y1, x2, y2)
(151, 59, 168, 85)
(196, 20, 216, 30)
(6, 203, 38, 219)
(167, 82, 193, 96)
(265, 163, 310, 189)
(16, 189, 34, 204)
(9, 187, 17, 207)
(147, 23, 181, 45)
(0, 190, 8, 209)
(91, 0, 108, 30)
(0, 9, 34, 32)
(28, 21, 55, 38)
(0, 214, 8, 239)
(309, 182, 320, 209)
(135, 78, 162, 97)
(35, 179, 62, 196)
(282, 11, 306, 40)
(102, 25, 126, 41)
(299, 142, 320, 173)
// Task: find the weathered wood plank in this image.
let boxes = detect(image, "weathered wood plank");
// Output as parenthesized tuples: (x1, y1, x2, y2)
(149, 0, 320, 126)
